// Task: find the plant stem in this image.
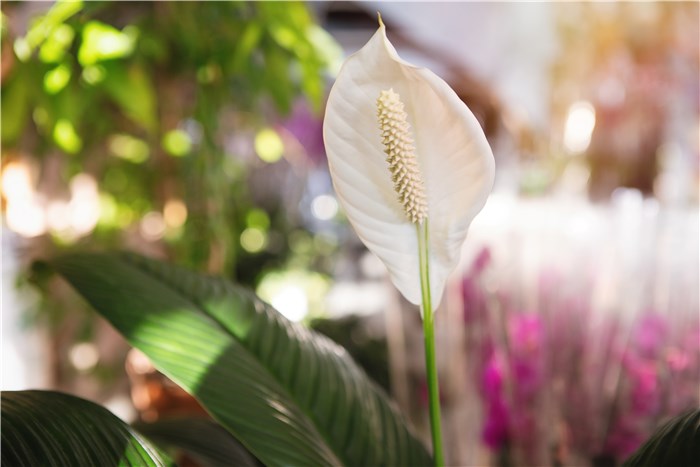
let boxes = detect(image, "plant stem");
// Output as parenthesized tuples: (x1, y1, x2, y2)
(417, 221, 444, 467)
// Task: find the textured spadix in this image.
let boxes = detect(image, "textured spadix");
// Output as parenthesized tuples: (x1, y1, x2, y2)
(323, 20, 494, 309)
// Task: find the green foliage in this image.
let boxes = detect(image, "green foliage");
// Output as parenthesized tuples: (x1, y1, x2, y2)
(50, 252, 432, 466)
(2, 1, 339, 278)
(1, 390, 172, 467)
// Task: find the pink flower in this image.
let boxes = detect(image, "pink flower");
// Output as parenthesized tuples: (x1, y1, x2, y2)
(632, 313, 668, 358)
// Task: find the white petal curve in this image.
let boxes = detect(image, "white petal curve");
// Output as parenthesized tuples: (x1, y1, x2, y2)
(323, 22, 494, 310)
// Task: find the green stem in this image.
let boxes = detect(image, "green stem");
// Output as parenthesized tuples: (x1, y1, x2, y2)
(417, 221, 444, 466)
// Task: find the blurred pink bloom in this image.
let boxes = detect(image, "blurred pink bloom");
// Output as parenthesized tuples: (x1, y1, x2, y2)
(481, 352, 510, 449)
(632, 313, 668, 358)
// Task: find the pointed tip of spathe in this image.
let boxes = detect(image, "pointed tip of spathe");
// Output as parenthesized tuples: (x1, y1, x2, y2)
(377, 11, 384, 28)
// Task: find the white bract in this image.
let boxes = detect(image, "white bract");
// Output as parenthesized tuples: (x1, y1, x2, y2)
(323, 19, 494, 310)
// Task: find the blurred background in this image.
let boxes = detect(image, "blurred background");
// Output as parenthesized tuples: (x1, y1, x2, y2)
(2, 1, 698, 466)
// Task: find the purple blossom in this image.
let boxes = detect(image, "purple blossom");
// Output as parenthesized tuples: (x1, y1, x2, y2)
(625, 356, 661, 415)
(509, 314, 545, 399)
(280, 100, 326, 165)
(604, 419, 646, 459)
(462, 260, 699, 464)
(482, 396, 510, 449)
(481, 352, 510, 449)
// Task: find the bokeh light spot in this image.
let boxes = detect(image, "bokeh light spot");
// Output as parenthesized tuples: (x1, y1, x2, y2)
(78, 21, 135, 66)
(246, 208, 270, 230)
(311, 194, 338, 220)
(240, 227, 267, 253)
(108, 134, 150, 163)
(53, 119, 83, 154)
(82, 64, 106, 85)
(254, 128, 284, 163)
(162, 129, 192, 157)
(140, 211, 166, 241)
(163, 199, 188, 228)
(563, 101, 596, 154)
(69, 342, 99, 371)
(270, 285, 308, 322)
(44, 64, 72, 94)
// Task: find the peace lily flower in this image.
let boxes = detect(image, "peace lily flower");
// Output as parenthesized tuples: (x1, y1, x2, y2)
(323, 16, 494, 465)
(323, 17, 495, 312)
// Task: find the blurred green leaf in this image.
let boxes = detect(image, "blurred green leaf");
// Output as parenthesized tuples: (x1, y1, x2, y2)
(301, 59, 324, 112)
(101, 62, 157, 133)
(307, 24, 343, 75)
(38, 24, 75, 63)
(263, 47, 293, 114)
(1, 70, 32, 145)
(1, 390, 172, 467)
(232, 22, 263, 72)
(23, 0, 83, 55)
(51, 252, 433, 467)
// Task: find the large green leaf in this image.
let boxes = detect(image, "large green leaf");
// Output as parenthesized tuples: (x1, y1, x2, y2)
(51, 252, 432, 466)
(133, 417, 260, 467)
(1, 390, 171, 467)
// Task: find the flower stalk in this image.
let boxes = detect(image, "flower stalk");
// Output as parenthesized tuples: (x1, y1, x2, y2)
(417, 220, 445, 466)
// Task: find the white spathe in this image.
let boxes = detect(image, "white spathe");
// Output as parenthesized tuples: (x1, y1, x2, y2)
(323, 20, 494, 310)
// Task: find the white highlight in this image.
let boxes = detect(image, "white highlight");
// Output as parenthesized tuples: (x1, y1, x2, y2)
(2, 162, 47, 237)
(271, 285, 308, 322)
(67, 174, 100, 236)
(140, 212, 166, 241)
(311, 194, 338, 221)
(563, 101, 596, 153)
(69, 342, 99, 371)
